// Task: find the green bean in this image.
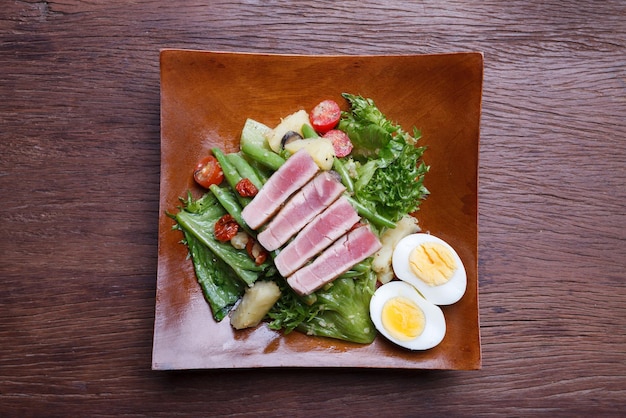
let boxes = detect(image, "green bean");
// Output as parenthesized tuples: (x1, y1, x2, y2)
(332, 157, 354, 194)
(209, 184, 254, 235)
(350, 259, 372, 273)
(300, 292, 317, 306)
(345, 196, 396, 229)
(301, 123, 319, 138)
(240, 141, 285, 171)
(248, 159, 271, 184)
(225, 152, 264, 190)
(336, 259, 372, 280)
(338, 270, 365, 279)
(211, 147, 251, 207)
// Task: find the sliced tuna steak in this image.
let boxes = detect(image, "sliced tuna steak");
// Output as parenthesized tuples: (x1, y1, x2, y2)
(257, 171, 346, 251)
(287, 226, 382, 296)
(241, 149, 319, 230)
(274, 196, 359, 277)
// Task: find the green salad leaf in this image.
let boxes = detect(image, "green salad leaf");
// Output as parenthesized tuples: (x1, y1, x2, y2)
(338, 94, 395, 158)
(170, 192, 273, 321)
(339, 93, 429, 223)
(268, 267, 377, 344)
(356, 141, 429, 222)
(183, 230, 244, 321)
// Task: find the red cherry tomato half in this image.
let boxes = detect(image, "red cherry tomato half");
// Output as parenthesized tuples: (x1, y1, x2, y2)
(310, 99, 341, 134)
(194, 155, 224, 188)
(323, 129, 353, 158)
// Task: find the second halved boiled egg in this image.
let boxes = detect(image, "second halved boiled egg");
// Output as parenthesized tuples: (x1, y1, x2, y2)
(392, 233, 467, 305)
(370, 281, 446, 350)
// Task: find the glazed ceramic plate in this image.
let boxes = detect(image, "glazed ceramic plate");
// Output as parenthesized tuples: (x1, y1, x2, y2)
(152, 50, 483, 370)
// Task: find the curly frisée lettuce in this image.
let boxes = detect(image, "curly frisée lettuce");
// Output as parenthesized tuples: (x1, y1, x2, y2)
(356, 142, 429, 222)
(339, 93, 429, 222)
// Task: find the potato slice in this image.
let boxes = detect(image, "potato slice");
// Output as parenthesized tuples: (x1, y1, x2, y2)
(284, 137, 335, 170)
(373, 215, 420, 284)
(265, 110, 312, 152)
(230, 281, 281, 330)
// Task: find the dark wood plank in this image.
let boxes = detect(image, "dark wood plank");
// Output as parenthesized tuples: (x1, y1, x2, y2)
(1, 0, 624, 415)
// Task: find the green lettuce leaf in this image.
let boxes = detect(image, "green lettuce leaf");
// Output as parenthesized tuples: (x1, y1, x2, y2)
(183, 230, 244, 321)
(339, 93, 429, 222)
(173, 192, 270, 286)
(170, 192, 273, 321)
(268, 267, 377, 344)
(356, 142, 429, 222)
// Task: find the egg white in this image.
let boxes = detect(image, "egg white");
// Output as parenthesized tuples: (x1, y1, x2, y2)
(370, 281, 446, 350)
(392, 233, 467, 305)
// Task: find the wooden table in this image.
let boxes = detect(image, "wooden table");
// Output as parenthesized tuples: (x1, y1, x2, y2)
(1, 1, 624, 415)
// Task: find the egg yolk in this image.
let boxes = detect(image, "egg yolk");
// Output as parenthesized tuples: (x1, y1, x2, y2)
(381, 297, 425, 341)
(409, 242, 457, 286)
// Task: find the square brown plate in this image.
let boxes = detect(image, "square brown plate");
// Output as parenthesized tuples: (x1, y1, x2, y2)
(153, 50, 483, 370)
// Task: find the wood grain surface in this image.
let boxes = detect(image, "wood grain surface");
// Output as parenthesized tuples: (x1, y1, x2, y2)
(1, 0, 624, 416)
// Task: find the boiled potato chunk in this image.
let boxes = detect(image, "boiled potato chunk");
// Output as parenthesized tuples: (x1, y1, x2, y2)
(284, 137, 335, 170)
(230, 281, 281, 330)
(373, 215, 420, 284)
(265, 109, 312, 153)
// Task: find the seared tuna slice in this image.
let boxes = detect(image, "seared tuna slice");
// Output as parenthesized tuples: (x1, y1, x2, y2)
(241, 149, 319, 230)
(257, 171, 345, 251)
(274, 196, 359, 277)
(287, 226, 382, 296)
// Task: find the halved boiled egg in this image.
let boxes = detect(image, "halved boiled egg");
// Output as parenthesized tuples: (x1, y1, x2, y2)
(392, 233, 467, 305)
(370, 281, 446, 350)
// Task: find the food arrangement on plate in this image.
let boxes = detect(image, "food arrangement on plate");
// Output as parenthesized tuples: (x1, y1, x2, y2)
(168, 93, 467, 350)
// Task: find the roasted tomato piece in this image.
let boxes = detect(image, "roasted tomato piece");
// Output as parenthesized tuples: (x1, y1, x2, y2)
(323, 129, 353, 158)
(310, 99, 341, 134)
(246, 238, 268, 265)
(194, 155, 224, 188)
(214, 214, 239, 242)
(235, 178, 259, 197)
